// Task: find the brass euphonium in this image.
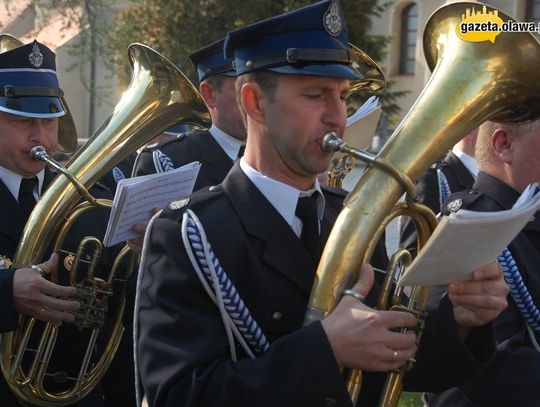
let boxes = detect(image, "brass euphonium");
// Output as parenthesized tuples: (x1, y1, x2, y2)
(305, 3, 540, 406)
(0, 43, 209, 406)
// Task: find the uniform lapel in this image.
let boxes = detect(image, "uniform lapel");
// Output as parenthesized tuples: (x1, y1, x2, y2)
(445, 151, 475, 190)
(193, 131, 234, 185)
(222, 165, 318, 295)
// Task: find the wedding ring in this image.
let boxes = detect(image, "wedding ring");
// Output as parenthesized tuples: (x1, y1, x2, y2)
(342, 289, 366, 302)
(392, 350, 399, 361)
(40, 305, 47, 314)
(31, 264, 45, 276)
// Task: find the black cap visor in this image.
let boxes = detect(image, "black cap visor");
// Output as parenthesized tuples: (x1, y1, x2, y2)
(0, 95, 65, 118)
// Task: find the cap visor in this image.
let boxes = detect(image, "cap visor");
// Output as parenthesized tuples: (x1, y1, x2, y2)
(0, 96, 65, 118)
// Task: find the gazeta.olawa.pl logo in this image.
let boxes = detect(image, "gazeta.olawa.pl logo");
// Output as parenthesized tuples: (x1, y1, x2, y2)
(456, 4, 539, 43)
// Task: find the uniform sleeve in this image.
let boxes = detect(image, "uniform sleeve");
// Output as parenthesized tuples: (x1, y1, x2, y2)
(0, 268, 19, 333)
(136, 214, 352, 407)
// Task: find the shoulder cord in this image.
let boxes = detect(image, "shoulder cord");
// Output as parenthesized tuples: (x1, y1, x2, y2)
(438, 170, 540, 348)
(152, 149, 175, 173)
(498, 249, 540, 349)
(181, 209, 270, 360)
(436, 168, 451, 210)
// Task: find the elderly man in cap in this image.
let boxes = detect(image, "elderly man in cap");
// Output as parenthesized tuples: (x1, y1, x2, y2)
(0, 39, 132, 406)
(135, 1, 508, 406)
(133, 37, 246, 188)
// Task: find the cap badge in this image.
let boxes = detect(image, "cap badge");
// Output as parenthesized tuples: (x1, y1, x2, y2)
(446, 198, 463, 213)
(28, 42, 44, 68)
(323, 0, 343, 37)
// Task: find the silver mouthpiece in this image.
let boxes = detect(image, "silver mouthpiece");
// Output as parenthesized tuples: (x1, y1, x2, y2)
(321, 132, 344, 153)
(30, 146, 48, 161)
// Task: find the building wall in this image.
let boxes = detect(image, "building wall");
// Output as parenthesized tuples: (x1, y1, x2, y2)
(374, 0, 531, 126)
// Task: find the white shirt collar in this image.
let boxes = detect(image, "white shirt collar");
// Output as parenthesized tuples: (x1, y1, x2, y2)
(0, 165, 44, 201)
(239, 159, 325, 237)
(209, 124, 245, 161)
(452, 146, 478, 177)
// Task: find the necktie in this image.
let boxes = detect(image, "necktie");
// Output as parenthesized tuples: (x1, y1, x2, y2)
(236, 145, 246, 161)
(295, 194, 321, 261)
(18, 177, 38, 216)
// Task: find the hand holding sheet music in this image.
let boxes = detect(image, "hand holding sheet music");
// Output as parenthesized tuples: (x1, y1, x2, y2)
(397, 183, 540, 287)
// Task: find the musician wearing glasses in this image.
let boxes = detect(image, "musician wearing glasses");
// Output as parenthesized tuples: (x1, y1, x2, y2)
(135, 1, 508, 406)
(426, 119, 540, 407)
(0, 40, 132, 406)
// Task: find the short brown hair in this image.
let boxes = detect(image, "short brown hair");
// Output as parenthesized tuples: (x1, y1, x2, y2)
(234, 71, 279, 123)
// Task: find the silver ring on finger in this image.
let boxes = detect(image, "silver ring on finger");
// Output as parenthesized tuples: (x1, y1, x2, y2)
(40, 305, 47, 314)
(342, 289, 366, 302)
(31, 264, 45, 276)
(392, 350, 399, 362)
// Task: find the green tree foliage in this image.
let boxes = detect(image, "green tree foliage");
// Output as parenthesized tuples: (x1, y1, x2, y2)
(108, 0, 404, 117)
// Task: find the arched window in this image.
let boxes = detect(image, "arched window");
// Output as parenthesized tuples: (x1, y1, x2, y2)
(526, 0, 540, 22)
(399, 3, 418, 75)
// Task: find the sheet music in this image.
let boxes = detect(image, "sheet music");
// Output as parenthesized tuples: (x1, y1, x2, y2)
(397, 183, 540, 287)
(103, 161, 201, 247)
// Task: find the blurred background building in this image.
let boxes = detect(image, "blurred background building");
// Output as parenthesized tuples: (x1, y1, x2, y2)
(1, 0, 539, 147)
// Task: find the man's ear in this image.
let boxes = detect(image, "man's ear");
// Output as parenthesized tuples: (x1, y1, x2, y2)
(199, 82, 216, 108)
(491, 128, 513, 164)
(241, 82, 265, 124)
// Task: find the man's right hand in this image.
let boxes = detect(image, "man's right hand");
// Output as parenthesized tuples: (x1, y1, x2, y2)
(321, 264, 418, 372)
(13, 253, 80, 326)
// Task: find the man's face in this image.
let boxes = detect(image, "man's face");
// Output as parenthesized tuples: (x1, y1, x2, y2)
(213, 76, 246, 141)
(257, 74, 349, 188)
(509, 123, 540, 192)
(0, 112, 58, 176)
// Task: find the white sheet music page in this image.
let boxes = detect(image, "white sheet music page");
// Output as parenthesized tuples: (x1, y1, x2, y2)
(397, 183, 540, 287)
(103, 161, 201, 247)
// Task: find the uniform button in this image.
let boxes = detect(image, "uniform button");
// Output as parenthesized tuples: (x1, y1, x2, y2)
(272, 312, 282, 321)
(208, 185, 219, 191)
(323, 397, 336, 406)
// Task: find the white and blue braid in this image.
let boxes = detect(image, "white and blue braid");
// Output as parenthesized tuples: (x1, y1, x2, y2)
(436, 168, 451, 209)
(498, 249, 540, 335)
(182, 209, 270, 360)
(152, 149, 175, 173)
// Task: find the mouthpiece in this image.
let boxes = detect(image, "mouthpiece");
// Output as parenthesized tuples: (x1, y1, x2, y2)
(321, 132, 344, 153)
(30, 146, 48, 161)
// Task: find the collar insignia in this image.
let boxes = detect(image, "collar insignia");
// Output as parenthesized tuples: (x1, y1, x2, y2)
(0, 255, 12, 270)
(446, 198, 463, 213)
(28, 42, 44, 68)
(169, 198, 189, 210)
(323, 0, 343, 37)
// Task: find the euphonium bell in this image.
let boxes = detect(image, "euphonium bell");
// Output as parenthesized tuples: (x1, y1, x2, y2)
(305, 2, 540, 406)
(0, 43, 209, 406)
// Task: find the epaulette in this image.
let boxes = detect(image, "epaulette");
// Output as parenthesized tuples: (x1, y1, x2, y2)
(163, 184, 224, 221)
(442, 188, 482, 215)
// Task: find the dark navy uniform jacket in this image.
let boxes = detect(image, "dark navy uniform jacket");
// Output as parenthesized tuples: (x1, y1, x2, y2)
(0, 168, 133, 406)
(137, 163, 495, 407)
(400, 151, 476, 255)
(427, 172, 540, 407)
(134, 130, 235, 191)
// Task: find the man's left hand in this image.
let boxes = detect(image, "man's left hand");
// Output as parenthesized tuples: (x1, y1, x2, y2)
(447, 261, 509, 337)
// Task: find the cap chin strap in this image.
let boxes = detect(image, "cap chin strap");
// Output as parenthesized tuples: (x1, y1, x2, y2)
(243, 47, 351, 71)
(0, 85, 64, 98)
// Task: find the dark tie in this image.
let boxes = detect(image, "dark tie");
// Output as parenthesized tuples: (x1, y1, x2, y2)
(18, 177, 38, 216)
(295, 194, 321, 261)
(236, 145, 246, 161)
